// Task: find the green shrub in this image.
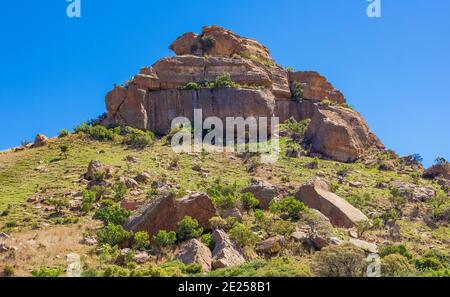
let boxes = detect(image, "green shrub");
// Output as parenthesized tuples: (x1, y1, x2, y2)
(210, 73, 239, 89)
(99, 244, 120, 264)
(2, 265, 15, 277)
(201, 233, 215, 251)
(103, 265, 130, 277)
(122, 127, 154, 148)
(81, 189, 97, 212)
(430, 193, 450, 221)
(74, 123, 117, 141)
(207, 179, 239, 210)
(153, 230, 177, 248)
(291, 81, 303, 101)
(5, 221, 18, 228)
(96, 224, 131, 246)
(180, 82, 200, 91)
(229, 222, 258, 248)
(241, 192, 259, 210)
(308, 157, 319, 169)
(279, 118, 310, 142)
(81, 267, 100, 277)
(435, 157, 448, 165)
(112, 182, 127, 202)
(414, 249, 449, 271)
(94, 202, 131, 226)
(346, 193, 367, 209)
(379, 244, 412, 259)
(133, 231, 150, 251)
(381, 254, 415, 277)
(177, 216, 203, 241)
(208, 216, 227, 230)
(31, 266, 64, 277)
(59, 145, 69, 158)
(58, 129, 69, 138)
(269, 196, 307, 220)
(286, 67, 294, 72)
(311, 243, 367, 277)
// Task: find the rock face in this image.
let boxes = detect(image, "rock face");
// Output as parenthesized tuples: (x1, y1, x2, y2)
(123, 192, 216, 237)
(423, 163, 450, 180)
(390, 181, 436, 202)
(176, 239, 212, 272)
(103, 25, 383, 162)
(241, 180, 282, 209)
(211, 229, 245, 269)
(33, 134, 49, 147)
(295, 179, 369, 228)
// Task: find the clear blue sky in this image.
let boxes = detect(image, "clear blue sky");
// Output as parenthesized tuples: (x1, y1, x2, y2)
(0, 0, 449, 166)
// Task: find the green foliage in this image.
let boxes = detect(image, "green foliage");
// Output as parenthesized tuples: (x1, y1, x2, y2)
(269, 196, 307, 220)
(177, 216, 203, 241)
(207, 179, 239, 210)
(379, 244, 412, 259)
(200, 36, 216, 52)
(103, 265, 130, 277)
(59, 144, 69, 158)
(94, 201, 131, 226)
(241, 192, 259, 210)
(311, 243, 367, 277)
(81, 267, 101, 277)
(81, 189, 96, 212)
(308, 157, 319, 169)
(153, 230, 177, 248)
(346, 193, 368, 209)
(291, 81, 303, 101)
(58, 129, 69, 138)
(99, 244, 120, 264)
(31, 266, 64, 277)
(2, 264, 15, 277)
(112, 182, 127, 202)
(430, 193, 450, 221)
(122, 127, 154, 149)
(208, 257, 311, 277)
(210, 73, 239, 89)
(435, 157, 448, 165)
(179, 81, 200, 91)
(411, 153, 423, 165)
(133, 231, 150, 251)
(96, 224, 131, 246)
(201, 233, 215, 250)
(414, 249, 449, 272)
(208, 216, 227, 230)
(381, 254, 415, 277)
(285, 66, 294, 72)
(74, 123, 117, 141)
(229, 222, 258, 248)
(279, 118, 311, 142)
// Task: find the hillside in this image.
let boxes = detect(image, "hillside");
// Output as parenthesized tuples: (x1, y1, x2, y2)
(0, 26, 449, 277)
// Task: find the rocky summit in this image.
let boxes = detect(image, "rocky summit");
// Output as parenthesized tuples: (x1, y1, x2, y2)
(103, 26, 383, 162)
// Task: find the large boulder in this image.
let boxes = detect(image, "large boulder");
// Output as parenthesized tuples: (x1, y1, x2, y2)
(255, 235, 285, 254)
(241, 180, 283, 210)
(84, 160, 113, 181)
(289, 71, 345, 104)
(33, 134, 49, 148)
(211, 229, 245, 269)
(123, 193, 216, 237)
(176, 239, 212, 272)
(295, 179, 369, 228)
(304, 104, 384, 162)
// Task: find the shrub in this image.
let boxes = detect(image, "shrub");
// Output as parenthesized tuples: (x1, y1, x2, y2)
(31, 266, 64, 277)
(201, 233, 215, 250)
(381, 254, 415, 277)
(279, 118, 310, 142)
(93, 202, 131, 226)
(180, 81, 200, 91)
(99, 244, 120, 264)
(112, 182, 127, 202)
(308, 157, 319, 169)
(210, 73, 239, 89)
(177, 216, 203, 241)
(2, 265, 15, 277)
(5, 221, 18, 228)
(103, 265, 130, 277)
(435, 157, 448, 165)
(286, 66, 294, 72)
(269, 196, 307, 220)
(153, 230, 177, 248)
(58, 129, 69, 138)
(379, 244, 412, 259)
(208, 216, 227, 230)
(207, 179, 239, 210)
(133, 231, 150, 251)
(241, 192, 259, 210)
(122, 127, 154, 148)
(96, 224, 131, 246)
(59, 145, 69, 158)
(81, 189, 97, 212)
(346, 193, 367, 209)
(414, 249, 449, 271)
(74, 123, 117, 141)
(291, 81, 303, 101)
(311, 243, 367, 277)
(229, 222, 258, 248)
(430, 193, 450, 221)
(81, 267, 100, 277)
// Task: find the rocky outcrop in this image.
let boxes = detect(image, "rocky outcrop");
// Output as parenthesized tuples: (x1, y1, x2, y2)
(103, 26, 383, 162)
(211, 229, 245, 269)
(33, 134, 49, 148)
(423, 163, 450, 180)
(305, 105, 384, 162)
(123, 192, 216, 237)
(241, 180, 283, 209)
(176, 239, 212, 272)
(390, 181, 436, 202)
(255, 235, 284, 254)
(295, 179, 369, 228)
(289, 71, 345, 104)
(84, 160, 113, 181)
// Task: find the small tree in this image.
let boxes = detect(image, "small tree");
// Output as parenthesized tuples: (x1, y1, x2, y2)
(58, 129, 69, 138)
(291, 81, 303, 101)
(177, 216, 203, 241)
(96, 224, 131, 246)
(381, 254, 415, 277)
(228, 222, 258, 248)
(435, 157, 448, 165)
(269, 196, 307, 221)
(133, 231, 150, 251)
(59, 145, 69, 159)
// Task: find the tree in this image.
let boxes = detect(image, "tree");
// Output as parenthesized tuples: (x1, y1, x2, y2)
(435, 157, 448, 165)
(59, 145, 69, 159)
(177, 216, 203, 241)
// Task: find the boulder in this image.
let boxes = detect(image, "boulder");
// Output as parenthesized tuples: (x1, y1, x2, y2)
(295, 179, 369, 228)
(123, 193, 216, 238)
(349, 238, 378, 253)
(423, 163, 450, 180)
(288, 71, 345, 104)
(176, 239, 212, 272)
(135, 172, 151, 184)
(241, 180, 282, 210)
(211, 229, 245, 269)
(84, 160, 113, 181)
(304, 105, 384, 162)
(120, 176, 139, 189)
(220, 208, 243, 221)
(255, 235, 285, 254)
(33, 134, 49, 147)
(390, 181, 436, 202)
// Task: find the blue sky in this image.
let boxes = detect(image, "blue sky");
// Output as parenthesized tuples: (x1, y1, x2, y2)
(0, 0, 448, 166)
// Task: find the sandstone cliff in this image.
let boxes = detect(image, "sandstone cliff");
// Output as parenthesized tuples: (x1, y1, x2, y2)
(103, 26, 383, 162)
